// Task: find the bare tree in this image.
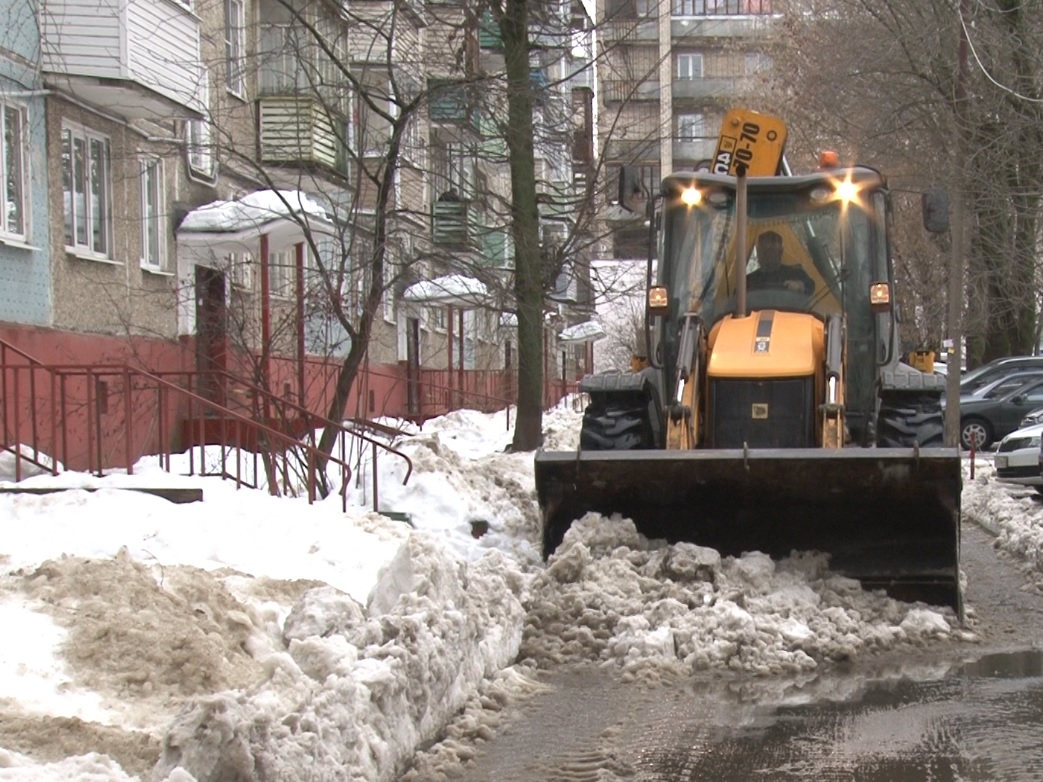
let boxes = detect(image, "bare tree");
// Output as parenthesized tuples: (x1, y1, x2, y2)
(769, 0, 1043, 365)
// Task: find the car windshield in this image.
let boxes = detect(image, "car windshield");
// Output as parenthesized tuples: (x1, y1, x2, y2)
(976, 373, 1043, 399)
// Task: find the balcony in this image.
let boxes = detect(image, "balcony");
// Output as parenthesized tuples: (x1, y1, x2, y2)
(429, 80, 480, 133)
(671, 77, 740, 101)
(672, 14, 775, 40)
(479, 227, 510, 268)
(432, 201, 478, 248)
(479, 10, 502, 49)
(41, 0, 202, 120)
(258, 96, 347, 174)
(672, 137, 717, 163)
(601, 79, 661, 103)
(604, 138, 659, 163)
(600, 19, 659, 43)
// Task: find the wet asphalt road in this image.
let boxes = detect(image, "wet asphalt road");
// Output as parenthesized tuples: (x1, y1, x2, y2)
(434, 520, 1043, 782)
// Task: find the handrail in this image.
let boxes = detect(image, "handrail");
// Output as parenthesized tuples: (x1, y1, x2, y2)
(151, 367, 414, 495)
(0, 340, 60, 481)
(0, 339, 413, 512)
(55, 363, 372, 510)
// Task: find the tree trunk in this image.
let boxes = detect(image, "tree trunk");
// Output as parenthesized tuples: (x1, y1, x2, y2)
(501, 0, 544, 451)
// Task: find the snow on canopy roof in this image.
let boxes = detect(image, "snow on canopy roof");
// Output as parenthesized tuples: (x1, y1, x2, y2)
(403, 274, 491, 307)
(178, 190, 330, 234)
(559, 320, 605, 343)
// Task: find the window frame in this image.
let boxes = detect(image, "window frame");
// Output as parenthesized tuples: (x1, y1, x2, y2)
(0, 101, 29, 242)
(61, 123, 112, 259)
(188, 70, 214, 177)
(140, 156, 166, 272)
(268, 249, 295, 300)
(227, 251, 254, 290)
(677, 112, 706, 141)
(225, 0, 246, 98)
(677, 53, 704, 80)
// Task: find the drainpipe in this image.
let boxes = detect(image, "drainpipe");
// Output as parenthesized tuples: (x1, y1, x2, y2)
(447, 305, 454, 404)
(260, 232, 271, 388)
(295, 241, 306, 407)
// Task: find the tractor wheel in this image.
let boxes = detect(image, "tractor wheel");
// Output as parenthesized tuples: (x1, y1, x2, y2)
(877, 394, 945, 448)
(580, 397, 652, 451)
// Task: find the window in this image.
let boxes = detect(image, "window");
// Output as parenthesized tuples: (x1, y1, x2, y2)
(678, 113, 706, 141)
(62, 125, 111, 257)
(228, 251, 253, 289)
(140, 157, 165, 270)
(382, 256, 396, 322)
(1, 102, 27, 240)
(225, 0, 245, 97)
(188, 71, 214, 176)
(673, 0, 742, 14)
(677, 53, 703, 80)
(269, 249, 294, 298)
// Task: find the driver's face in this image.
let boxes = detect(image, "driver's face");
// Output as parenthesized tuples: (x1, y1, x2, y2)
(757, 235, 783, 267)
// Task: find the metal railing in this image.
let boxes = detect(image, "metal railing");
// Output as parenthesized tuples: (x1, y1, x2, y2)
(0, 338, 413, 512)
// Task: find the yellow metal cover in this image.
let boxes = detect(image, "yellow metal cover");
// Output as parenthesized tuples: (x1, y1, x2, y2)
(707, 310, 824, 378)
(711, 109, 788, 177)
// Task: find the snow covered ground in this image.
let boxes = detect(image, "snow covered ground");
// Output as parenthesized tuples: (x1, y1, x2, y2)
(0, 403, 1035, 781)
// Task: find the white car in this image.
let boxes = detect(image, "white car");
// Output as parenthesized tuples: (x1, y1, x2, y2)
(994, 422, 1043, 491)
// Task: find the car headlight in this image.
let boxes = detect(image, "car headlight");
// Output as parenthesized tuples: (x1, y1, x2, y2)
(1021, 409, 1043, 426)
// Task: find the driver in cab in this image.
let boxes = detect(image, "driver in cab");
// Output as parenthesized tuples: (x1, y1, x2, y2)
(746, 230, 814, 295)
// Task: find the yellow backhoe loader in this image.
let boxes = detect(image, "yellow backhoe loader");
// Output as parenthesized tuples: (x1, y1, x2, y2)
(535, 109, 962, 615)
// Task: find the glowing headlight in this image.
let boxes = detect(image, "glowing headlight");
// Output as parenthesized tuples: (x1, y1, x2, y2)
(680, 187, 702, 206)
(835, 178, 860, 204)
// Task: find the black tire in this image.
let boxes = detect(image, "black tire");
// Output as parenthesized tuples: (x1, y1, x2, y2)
(580, 397, 653, 450)
(960, 417, 993, 451)
(876, 393, 945, 447)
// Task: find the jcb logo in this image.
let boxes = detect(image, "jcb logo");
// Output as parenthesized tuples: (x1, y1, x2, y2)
(752, 403, 769, 419)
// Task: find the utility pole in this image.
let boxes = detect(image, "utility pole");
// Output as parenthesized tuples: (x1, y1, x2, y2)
(944, 0, 969, 448)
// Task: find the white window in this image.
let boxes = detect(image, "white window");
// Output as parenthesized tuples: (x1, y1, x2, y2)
(140, 157, 165, 271)
(677, 53, 703, 80)
(383, 254, 397, 323)
(0, 102, 28, 240)
(62, 125, 111, 257)
(678, 113, 706, 141)
(225, 0, 245, 97)
(269, 249, 295, 298)
(188, 71, 214, 176)
(227, 251, 253, 289)
(430, 306, 446, 331)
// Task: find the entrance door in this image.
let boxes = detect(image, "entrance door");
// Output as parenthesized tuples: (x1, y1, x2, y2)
(195, 266, 227, 405)
(406, 317, 420, 416)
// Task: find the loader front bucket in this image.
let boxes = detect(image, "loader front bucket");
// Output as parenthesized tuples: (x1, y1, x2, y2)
(535, 447, 962, 616)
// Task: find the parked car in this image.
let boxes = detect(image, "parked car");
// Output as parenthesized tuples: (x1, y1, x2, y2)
(961, 355, 1043, 394)
(954, 376, 1043, 449)
(964, 371, 1043, 400)
(995, 423, 1043, 492)
(1022, 407, 1043, 428)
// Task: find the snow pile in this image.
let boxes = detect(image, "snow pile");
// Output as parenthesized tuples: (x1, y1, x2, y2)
(0, 407, 1029, 781)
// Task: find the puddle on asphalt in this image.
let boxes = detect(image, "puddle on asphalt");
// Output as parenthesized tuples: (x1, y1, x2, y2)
(959, 649, 1043, 678)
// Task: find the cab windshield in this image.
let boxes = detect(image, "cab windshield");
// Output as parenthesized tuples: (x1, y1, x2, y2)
(660, 185, 887, 329)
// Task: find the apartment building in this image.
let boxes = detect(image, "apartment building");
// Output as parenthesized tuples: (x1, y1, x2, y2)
(0, 0, 594, 451)
(597, 0, 775, 258)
